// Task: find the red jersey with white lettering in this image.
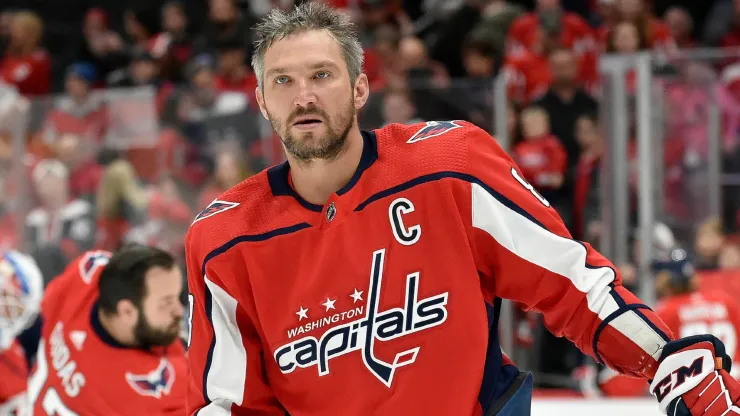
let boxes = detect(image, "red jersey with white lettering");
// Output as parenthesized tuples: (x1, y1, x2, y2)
(0, 340, 30, 413)
(185, 120, 673, 415)
(28, 251, 187, 416)
(655, 290, 740, 379)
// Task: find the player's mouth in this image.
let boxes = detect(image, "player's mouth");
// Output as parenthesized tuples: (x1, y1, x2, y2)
(293, 116, 323, 130)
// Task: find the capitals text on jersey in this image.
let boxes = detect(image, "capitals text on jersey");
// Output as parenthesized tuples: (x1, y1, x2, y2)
(273, 249, 449, 388)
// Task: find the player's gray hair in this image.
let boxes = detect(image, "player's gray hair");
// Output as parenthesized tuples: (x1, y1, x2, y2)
(251, 2, 364, 90)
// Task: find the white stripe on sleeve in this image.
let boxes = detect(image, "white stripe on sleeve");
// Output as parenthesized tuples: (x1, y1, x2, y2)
(471, 182, 664, 359)
(204, 276, 247, 408)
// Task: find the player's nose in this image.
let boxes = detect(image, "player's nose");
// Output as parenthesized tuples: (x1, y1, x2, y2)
(293, 78, 317, 108)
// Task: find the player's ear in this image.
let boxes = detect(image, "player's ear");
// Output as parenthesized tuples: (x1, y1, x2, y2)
(353, 73, 369, 111)
(117, 299, 139, 323)
(255, 87, 269, 120)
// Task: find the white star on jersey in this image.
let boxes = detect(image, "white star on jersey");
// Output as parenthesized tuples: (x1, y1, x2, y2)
(350, 289, 363, 303)
(322, 298, 336, 311)
(296, 306, 309, 321)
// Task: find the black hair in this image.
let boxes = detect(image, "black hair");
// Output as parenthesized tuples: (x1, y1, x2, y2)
(98, 244, 176, 315)
(462, 34, 496, 60)
(577, 111, 599, 126)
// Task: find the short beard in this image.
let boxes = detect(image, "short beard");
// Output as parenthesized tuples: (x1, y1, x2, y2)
(134, 311, 181, 349)
(269, 97, 356, 165)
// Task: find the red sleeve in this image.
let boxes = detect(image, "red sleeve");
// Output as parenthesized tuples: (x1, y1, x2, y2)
(184, 229, 286, 415)
(456, 123, 673, 379)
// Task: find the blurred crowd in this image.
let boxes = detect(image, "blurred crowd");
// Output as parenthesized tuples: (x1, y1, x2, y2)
(2, 0, 740, 389)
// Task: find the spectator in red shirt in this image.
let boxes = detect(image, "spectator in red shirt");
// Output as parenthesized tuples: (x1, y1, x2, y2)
(214, 35, 257, 102)
(513, 106, 567, 203)
(502, 31, 553, 104)
(507, 0, 596, 59)
(504, 4, 598, 104)
(0, 11, 51, 96)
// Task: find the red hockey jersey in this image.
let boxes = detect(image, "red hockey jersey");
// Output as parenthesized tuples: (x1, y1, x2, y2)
(28, 251, 188, 415)
(0, 340, 30, 414)
(655, 290, 740, 379)
(185, 121, 673, 415)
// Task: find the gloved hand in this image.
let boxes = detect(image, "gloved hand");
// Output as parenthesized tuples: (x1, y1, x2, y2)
(651, 335, 740, 415)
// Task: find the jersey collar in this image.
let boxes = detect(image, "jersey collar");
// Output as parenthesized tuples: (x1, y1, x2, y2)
(267, 129, 379, 212)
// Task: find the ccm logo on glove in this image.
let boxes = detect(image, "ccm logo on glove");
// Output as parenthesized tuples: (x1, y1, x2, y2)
(652, 356, 706, 401)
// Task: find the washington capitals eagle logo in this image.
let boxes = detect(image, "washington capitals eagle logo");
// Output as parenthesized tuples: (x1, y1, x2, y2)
(193, 199, 240, 224)
(125, 358, 175, 398)
(407, 121, 463, 143)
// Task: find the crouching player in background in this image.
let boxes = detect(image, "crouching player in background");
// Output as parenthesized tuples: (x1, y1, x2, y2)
(653, 249, 740, 380)
(0, 250, 43, 415)
(28, 245, 187, 415)
(577, 248, 740, 397)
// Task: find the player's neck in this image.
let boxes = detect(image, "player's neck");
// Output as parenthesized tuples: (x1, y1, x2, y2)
(288, 128, 364, 206)
(97, 308, 137, 347)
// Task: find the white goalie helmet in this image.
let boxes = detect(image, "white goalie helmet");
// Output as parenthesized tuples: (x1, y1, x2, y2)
(0, 250, 43, 351)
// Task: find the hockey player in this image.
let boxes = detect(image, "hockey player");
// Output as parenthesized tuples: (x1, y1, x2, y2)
(185, 3, 740, 415)
(0, 250, 44, 415)
(28, 245, 187, 415)
(654, 249, 740, 380)
(577, 248, 740, 398)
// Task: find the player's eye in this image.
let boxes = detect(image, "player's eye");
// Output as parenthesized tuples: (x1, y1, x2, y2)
(314, 71, 330, 79)
(274, 75, 290, 85)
